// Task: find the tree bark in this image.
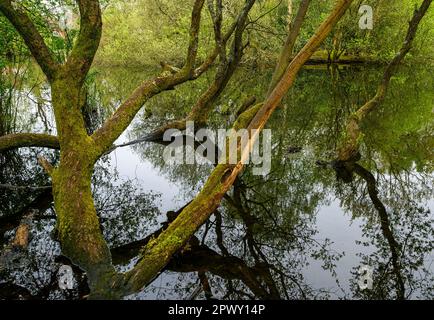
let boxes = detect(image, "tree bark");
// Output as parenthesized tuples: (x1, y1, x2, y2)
(267, 0, 311, 96)
(0, 133, 59, 151)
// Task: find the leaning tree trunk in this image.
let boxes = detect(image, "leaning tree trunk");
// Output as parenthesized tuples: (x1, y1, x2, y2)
(336, 0, 432, 162)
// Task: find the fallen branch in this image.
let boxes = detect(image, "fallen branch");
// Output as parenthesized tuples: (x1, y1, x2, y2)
(0, 184, 52, 191)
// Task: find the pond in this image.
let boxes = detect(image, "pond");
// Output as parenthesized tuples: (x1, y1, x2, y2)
(0, 62, 433, 300)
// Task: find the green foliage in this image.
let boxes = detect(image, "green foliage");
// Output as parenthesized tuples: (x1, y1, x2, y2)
(96, 0, 214, 67)
(95, 0, 434, 67)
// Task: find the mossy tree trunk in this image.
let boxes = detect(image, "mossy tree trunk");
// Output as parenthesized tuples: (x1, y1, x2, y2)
(48, 78, 115, 289)
(0, 0, 210, 294)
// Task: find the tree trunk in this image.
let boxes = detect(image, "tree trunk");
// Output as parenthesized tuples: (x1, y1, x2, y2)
(336, 0, 432, 162)
(49, 79, 118, 297)
(267, 0, 311, 96)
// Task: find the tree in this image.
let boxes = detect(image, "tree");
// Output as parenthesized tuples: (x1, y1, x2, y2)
(336, 0, 432, 162)
(0, 0, 354, 299)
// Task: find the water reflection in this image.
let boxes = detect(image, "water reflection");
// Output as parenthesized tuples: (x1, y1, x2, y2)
(327, 160, 433, 299)
(0, 63, 432, 300)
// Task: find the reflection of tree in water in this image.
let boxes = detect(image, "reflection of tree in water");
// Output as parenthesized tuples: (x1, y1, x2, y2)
(325, 159, 433, 300)
(112, 178, 344, 300)
(1, 119, 433, 300)
(0, 143, 345, 300)
(113, 146, 347, 299)
(0, 156, 161, 300)
(319, 13, 434, 298)
(113, 63, 433, 299)
(1, 52, 433, 300)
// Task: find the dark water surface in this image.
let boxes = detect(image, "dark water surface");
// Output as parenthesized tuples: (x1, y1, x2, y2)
(0, 63, 433, 300)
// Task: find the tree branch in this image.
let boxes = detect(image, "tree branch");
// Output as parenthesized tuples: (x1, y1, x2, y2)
(144, 0, 257, 142)
(267, 0, 311, 95)
(0, 133, 60, 152)
(0, 184, 51, 191)
(91, 0, 207, 156)
(247, 0, 353, 135)
(38, 156, 54, 175)
(356, 0, 432, 120)
(337, 0, 432, 161)
(0, 0, 59, 80)
(64, 0, 102, 84)
(183, 0, 206, 74)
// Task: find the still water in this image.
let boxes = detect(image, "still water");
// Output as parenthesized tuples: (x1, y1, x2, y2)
(0, 63, 433, 300)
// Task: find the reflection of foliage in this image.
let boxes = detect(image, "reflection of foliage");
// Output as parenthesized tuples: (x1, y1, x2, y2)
(0, 150, 55, 218)
(329, 161, 433, 300)
(0, 156, 162, 299)
(1, 24, 433, 298)
(125, 63, 433, 196)
(92, 158, 161, 248)
(362, 67, 434, 172)
(352, 204, 433, 300)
